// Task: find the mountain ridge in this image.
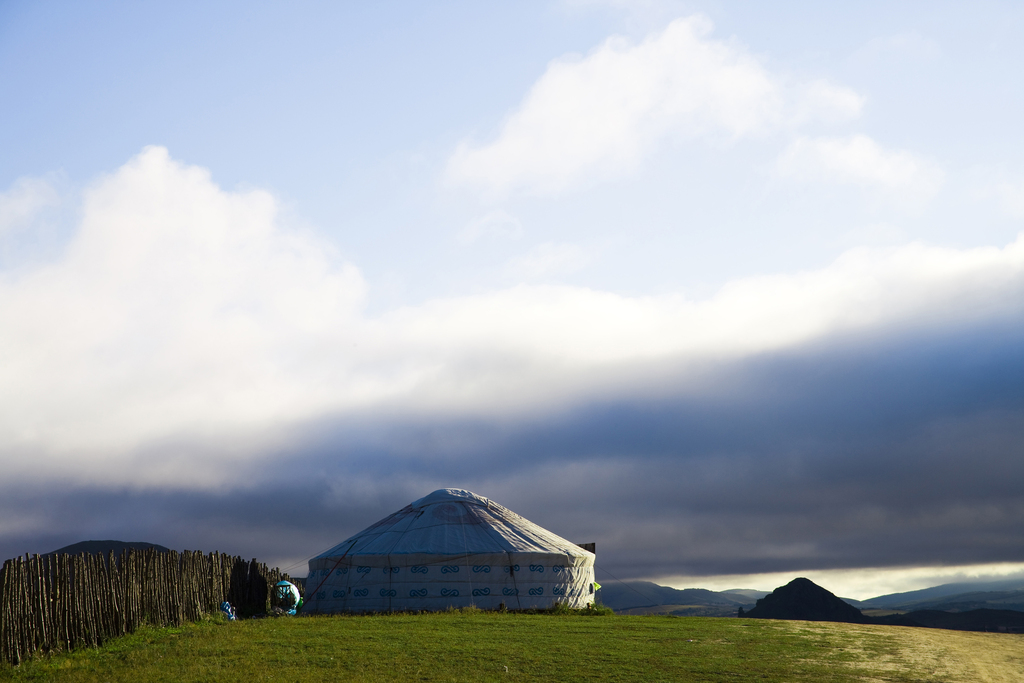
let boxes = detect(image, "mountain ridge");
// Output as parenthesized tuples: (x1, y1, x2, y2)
(862, 578, 1024, 609)
(45, 540, 171, 556)
(598, 575, 1024, 622)
(597, 580, 767, 615)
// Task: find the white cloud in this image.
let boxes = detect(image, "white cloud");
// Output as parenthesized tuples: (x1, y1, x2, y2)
(445, 15, 862, 196)
(775, 135, 944, 205)
(789, 80, 866, 126)
(0, 147, 368, 476)
(382, 238, 1024, 375)
(2, 149, 1023, 487)
(0, 177, 60, 236)
(504, 242, 593, 279)
(458, 209, 524, 244)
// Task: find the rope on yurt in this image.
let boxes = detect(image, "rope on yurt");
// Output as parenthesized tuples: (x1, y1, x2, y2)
(505, 550, 523, 610)
(459, 504, 474, 603)
(305, 539, 358, 605)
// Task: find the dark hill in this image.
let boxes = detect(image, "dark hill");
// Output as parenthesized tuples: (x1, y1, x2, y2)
(744, 577, 868, 623)
(47, 540, 170, 556)
(743, 578, 1024, 633)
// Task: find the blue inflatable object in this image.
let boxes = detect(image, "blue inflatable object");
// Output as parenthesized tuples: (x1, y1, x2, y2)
(220, 601, 236, 621)
(274, 581, 302, 615)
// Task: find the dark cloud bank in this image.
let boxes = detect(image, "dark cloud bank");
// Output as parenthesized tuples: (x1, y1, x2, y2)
(3, 318, 1022, 581)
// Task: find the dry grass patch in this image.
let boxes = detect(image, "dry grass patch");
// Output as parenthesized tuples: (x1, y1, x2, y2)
(785, 621, 1024, 682)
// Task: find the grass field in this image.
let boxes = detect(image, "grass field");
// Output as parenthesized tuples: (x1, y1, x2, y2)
(2, 610, 1022, 682)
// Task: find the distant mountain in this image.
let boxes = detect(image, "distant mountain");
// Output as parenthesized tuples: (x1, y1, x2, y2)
(599, 575, 1024, 633)
(744, 577, 868, 623)
(720, 589, 770, 602)
(873, 590, 1024, 614)
(862, 578, 1024, 609)
(47, 540, 170, 556)
(597, 580, 766, 615)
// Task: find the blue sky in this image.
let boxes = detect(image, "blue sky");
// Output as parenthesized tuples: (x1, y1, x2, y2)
(1, 0, 1023, 598)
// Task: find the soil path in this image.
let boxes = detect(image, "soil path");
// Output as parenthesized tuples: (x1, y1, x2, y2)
(794, 621, 1024, 682)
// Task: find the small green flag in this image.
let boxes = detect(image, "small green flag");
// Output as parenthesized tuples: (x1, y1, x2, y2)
(593, 582, 602, 591)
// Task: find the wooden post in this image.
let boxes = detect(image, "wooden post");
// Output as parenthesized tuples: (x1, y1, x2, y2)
(1, 559, 12, 664)
(17, 556, 28, 663)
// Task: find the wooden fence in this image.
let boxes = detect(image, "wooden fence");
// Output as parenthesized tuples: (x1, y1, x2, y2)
(0, 549, 294, 666)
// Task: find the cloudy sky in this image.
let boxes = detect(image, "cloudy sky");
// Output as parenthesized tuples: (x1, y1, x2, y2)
(2, 0, 1023, 599)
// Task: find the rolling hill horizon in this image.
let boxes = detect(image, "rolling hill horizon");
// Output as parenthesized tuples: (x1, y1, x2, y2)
(18, 540, 1024, 617)
(599, 576, 1024, 616)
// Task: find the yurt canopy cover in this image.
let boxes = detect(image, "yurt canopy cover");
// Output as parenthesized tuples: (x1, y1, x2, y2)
(304, 489, 596, 612)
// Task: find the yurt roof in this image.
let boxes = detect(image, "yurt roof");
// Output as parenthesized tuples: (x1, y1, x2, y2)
(315, 488, 590, 559)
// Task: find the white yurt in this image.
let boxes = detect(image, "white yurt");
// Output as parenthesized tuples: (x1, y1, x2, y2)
(302, 488, 596, 613)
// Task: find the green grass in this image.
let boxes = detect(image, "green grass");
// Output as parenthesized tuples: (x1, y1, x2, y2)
(0, 611, 927, 682)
